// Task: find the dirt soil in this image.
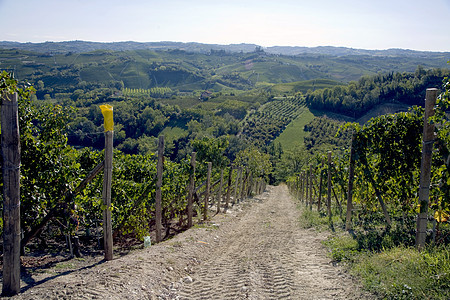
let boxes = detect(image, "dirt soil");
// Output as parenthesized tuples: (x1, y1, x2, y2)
(4, 185, 373, 299)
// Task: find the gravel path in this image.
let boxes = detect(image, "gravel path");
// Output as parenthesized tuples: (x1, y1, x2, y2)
(5, 185, 372, 299)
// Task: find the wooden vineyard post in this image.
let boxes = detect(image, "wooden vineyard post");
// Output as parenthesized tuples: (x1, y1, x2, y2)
(309, 165, 313, 210)
(318, 163, 324, 212)
(187, 152, 196, 228)
(327, 151, 332, 222)
(240, 169, 247, 201)
(247, 172, 253, 197)
(300, 172, 304, 202)
(346, 134, 356, 231)
(100, 104, 114, 261)
(217, 169, 224, 213)
(203, 162, 212, 221)
(233, 167, 241, 204)
(2, 91, 21, 296)
(305, 170, 309, 207)
(155, 135, 164, 243)
(224, 166, 232, 211)
(416, 88, 438, 249)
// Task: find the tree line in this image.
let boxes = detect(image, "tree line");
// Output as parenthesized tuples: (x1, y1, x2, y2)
(305, 67, 450, 118)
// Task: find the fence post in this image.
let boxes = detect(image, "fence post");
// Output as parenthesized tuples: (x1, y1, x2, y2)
(224, 166, 232, 211)
(203, 162, 212, 220)
(234, 167, 241, 204)
(300, 172, 304, 202)
(318, 163, 324, 212)
(217, 169, 224, 214)
(187, 152, 196, 228)
(346, 134, 356, 231)
(240, 168, 247, 201)
(155, 135, 164, 243)
(416, 88, 438, 249)
(305, 170, 309, 207)
(309, 165, 313, 210)
(327, 151, 332, 222)
(100, 105, 114, 261)
(2, 91, 21, 296)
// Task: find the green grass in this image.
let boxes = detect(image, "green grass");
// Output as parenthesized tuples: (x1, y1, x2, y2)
(295, 197, 450, 299)
(274, 107, 315, 151)
(270, 78, 344, 95)
(353, 246, 450, 299)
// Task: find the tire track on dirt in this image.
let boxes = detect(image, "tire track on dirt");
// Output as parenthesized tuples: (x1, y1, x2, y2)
(171, 185, 369, 300)
(10, 185, 371, 300)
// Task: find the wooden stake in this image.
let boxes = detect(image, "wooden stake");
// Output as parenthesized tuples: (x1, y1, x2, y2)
(305, 170, 309, 207)
(416, 88, 438, 248)
(318, 167, 324, 211)
(103, 130, 114, 261)
(2, 92, 21, 296)
(203, 162, 212, 220)
(300, 172, 304, 202)
(217, 169, 224, 213)
(346, 134, 356, 231)
(224, 166, 232, 211)
(233, 168, 241, 204)
(309, 166, 313, 210)
(327, 151, 332, 221)
(155, 135, 164, 243)
(240, 169, 247, 201)
(187, 152, 196, 228)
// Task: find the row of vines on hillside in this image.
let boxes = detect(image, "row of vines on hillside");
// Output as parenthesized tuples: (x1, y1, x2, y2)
(242, 96, 305, 145)
(288, 81, 450, 249)
(0, 71, 272, 259)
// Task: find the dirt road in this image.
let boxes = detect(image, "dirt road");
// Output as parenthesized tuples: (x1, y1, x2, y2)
(9, 185, 371, 299)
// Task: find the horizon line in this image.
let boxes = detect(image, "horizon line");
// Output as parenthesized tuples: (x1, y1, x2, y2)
(1, 40, 449, 53)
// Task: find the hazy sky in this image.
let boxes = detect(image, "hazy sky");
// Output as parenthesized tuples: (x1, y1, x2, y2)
(1, 0, 450, 51)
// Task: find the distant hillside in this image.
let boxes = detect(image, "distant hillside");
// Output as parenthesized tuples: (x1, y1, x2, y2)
(1, 44, 449, 96)
(1, 41, 449, 58)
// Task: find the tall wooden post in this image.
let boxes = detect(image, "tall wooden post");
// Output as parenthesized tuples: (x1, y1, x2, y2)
(346, 134, 356, 231)
(203, 162, 212, 220)
(305, 170, 309, 207)
(416, 88, 438, 248)
(217, 169, 224, 213)
(187, 152, 196, 228)
(224, 166, 233, 210)
(233, 167, 241, 204)
(155, 135, 164, 243)
(327, 151, 332, 222)
(300, 172, 304, 202)
(100, 104, 114, 261)
(318, 163, 324, 212)
(309, 165, 313, 210)
(2, 92, 21, 296)
(240, 169, 247, 201)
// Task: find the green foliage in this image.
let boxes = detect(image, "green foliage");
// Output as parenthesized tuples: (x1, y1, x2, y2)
(353, 108, 424, 217)
(305, 68, 450, 118)
(191, 136, 229, 169)
(234, 147, 272, 179)
(353, 246, 450, 299)
(242, 96, 305, 146)
(431, 75, 450, 214)
(323, 234, 360, 263)
(273, 107, 315, 151)
(303, 116, 352, 153)
(270, 78, 344, 95)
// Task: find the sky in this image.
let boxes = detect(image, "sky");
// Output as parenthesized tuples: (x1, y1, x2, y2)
(1, 0, 450, 51)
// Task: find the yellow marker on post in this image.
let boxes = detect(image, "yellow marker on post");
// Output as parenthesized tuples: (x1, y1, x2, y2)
(99, 104, 114, 131)
(99, 104, 114, 260)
